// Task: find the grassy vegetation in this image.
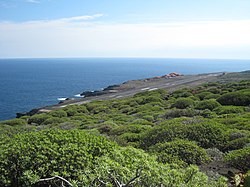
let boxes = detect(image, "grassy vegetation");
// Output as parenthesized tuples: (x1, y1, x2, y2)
(0, 80, 250, 186)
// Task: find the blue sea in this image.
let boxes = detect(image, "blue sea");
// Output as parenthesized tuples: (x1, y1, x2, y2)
(0, 58, 250, 121)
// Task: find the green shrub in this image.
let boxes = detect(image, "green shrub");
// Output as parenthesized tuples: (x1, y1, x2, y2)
(141, 123, 188, 149)
(207, 87, 221, 94)
(200, 109, 216, 118)
(204, 93, 220, 100)
(223, 137, 250, 152)
(171, 98, 195, 109)
(54, 121, 79, 130)
(0, 130, 117, 186)
(49, 110, 67, 118)
(196, 92, 213, 100)
(110, 124, 151, 136)
(41, 117, 65, 125)
(217, 90, 250, 106)
(141, 96, 163, 104)
(150, 139, 210, 165)
(0, 130, 226, 187)
(28, 113, 49, 125)
(65, 109, 78, 116)
(165, 108, 199, 119)
(130, 118, 154, 126)
(64, 105, 88, 114)
(171, 90, 193, 98)
(118, 132, 141, 143)
(1, 119, 27, 126)
(142, 120, 227, 150)
(186, 123, 227, 149)
(225, 147, 250, 172)
(195, 99, 221, 110)
(214, 106, 244, 115)
(142, 115, 154, 122)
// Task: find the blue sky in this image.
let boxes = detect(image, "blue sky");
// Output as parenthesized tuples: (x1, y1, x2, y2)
(1, 0, 250, 58)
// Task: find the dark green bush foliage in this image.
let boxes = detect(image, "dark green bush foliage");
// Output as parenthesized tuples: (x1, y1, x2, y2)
(141, 121, 227, 150)
(214, 106, 244, 115)
(165, 108, 199, 119)
(171, 98, 195, 109)
(195, 99, 221, 110)
(142, 115, 154, 122)
(27, 113, 49, 125)
(0, 118, 27, 126)
(200, 109, 216, 118)
(118, 132, 141, 144)
(204, 93, 221, 100)
(49, 110, 67, 118)
(0, 130, 226, 187)
(217, 90, 250, 106)
(186, 123, 227, 149)
(63, 105, 88, 117)
(41, 117, 65, 125)
(196, 92, 213, 100)
(171, 90, 193, 98)
(150, 139, 210, 165)
(109, 124, 151, 136)
(223, 137, 250, 151)
(225, 147, 250, 172)
(0, 130, 117, 186)
(207, 87, 221, 94)
(141, 123, 188, 149)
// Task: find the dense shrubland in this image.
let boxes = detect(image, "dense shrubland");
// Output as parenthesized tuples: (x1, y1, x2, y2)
(0, 80, 250, 186)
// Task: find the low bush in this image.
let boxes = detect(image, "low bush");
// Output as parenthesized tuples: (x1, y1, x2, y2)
(171, 98, 195, 109)
(140, 123, 188, 149)
(1, 118, 27, 126)
(150, 139, 210, 165)
(186, 123, 227, 149)
(0, 130, 226, 187)
(28, 113, 49, 125)
(204, 93, 220, 100)
(49, 110, 67, 118)
(217, 90, 250, 106)
(225, 147, 250, 172)
(223, 137, 250, 152)
(214, 106, 244, 115)
(41, 117, 65, 125)
(196, 92, 213, 100)
(165, 108, 199, 119)
(171, 90, 193, 98)
(195, 99, 221, 110)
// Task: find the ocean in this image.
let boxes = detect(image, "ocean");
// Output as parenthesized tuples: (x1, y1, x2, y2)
(0, 58, 250, 121)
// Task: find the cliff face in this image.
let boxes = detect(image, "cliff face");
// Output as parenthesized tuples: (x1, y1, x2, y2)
(16, 108, 41, 118)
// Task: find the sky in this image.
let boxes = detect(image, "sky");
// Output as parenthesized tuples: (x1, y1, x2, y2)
(0, 0, 250, 59)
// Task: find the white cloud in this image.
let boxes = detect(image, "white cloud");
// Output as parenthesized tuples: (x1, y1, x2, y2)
(0, 17, 250, 58)
(20, 14, 104, 25)
(58, 14, 104, 22)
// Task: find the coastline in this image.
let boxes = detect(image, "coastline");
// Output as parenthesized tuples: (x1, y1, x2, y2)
(16, 71, 226, 118)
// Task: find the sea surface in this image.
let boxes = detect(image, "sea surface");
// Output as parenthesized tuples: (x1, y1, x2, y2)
(0, 58, 250, 120)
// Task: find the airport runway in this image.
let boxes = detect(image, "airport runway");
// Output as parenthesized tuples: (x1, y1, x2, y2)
(38, 72, 223, 112)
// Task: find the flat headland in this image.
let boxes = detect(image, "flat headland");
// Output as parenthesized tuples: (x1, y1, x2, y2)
(17, 71, 250, 117)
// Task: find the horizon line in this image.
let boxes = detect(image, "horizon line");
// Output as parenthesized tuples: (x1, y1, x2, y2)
(1, 57, 250, 61)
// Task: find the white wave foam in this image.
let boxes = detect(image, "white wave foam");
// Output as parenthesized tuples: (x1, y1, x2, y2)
(57, 97, 67, 101)
(74, 94, 84, 98)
